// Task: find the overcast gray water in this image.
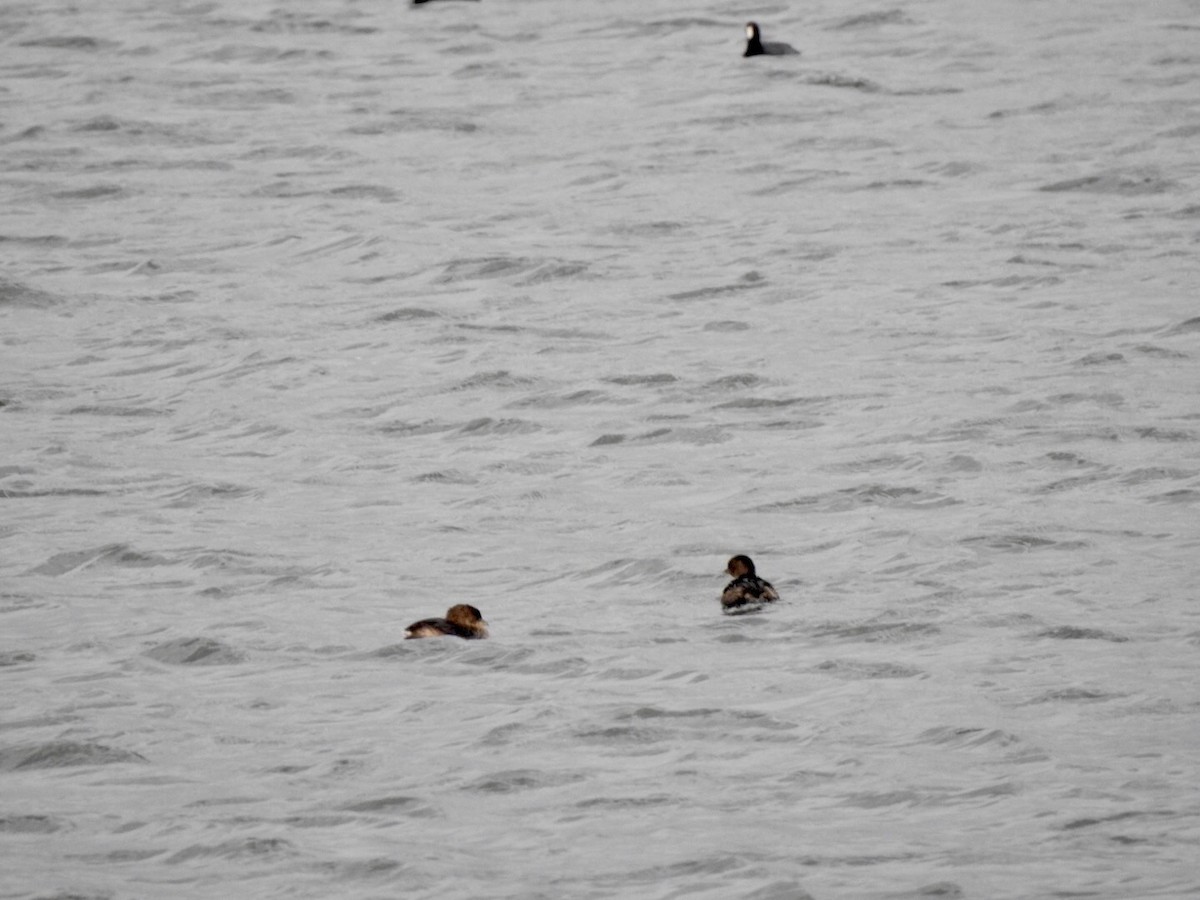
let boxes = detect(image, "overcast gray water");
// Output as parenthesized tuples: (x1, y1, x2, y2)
(2, 1, 1199, 898)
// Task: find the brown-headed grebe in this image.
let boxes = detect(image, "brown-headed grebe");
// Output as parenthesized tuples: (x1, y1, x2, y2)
(405, 604, 489, 639)
(721, 555, 780, 611)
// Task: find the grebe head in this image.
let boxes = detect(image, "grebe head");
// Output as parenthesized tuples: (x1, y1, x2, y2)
(725, 555, 756, 578)
(446, 604, 485, 626)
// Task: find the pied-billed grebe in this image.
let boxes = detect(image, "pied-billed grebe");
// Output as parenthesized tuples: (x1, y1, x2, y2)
(721, 555, 780, 611)
(743, 22, 799, 58)
(405, 604, 489, 639)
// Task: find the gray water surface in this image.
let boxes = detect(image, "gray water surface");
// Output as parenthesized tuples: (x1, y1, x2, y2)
(2, 1, 1199, 897)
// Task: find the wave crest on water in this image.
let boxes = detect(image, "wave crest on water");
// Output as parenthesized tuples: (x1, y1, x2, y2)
(144, 637, 245, 665)
(0, 741, 147, 771)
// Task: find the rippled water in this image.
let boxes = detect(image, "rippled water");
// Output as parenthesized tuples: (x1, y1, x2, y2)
(2, 0, 1199, 897)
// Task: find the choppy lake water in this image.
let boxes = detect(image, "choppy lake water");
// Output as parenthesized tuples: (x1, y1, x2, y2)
(2, 1, 1199, 897)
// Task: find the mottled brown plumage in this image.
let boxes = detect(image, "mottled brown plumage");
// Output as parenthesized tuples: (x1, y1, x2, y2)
(405, 604, 489, 639)
(721, 555, 780, 610)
